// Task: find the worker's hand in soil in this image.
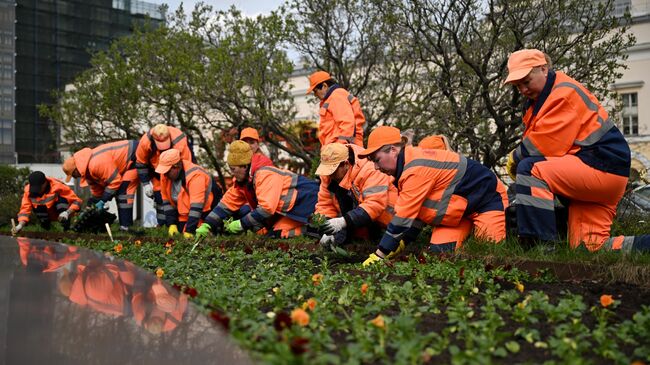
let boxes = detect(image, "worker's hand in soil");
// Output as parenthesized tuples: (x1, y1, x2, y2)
(95, 200, 106, 210)
(362, 253, 383, 267)
(168, 224, 179, 237)
(195, 223, 212, 240)
(58, 209, 72, 222)
(323, 217, 346, 235)
(225, 219, 243, 234)
(320, 234, 335, 247)
(385, 240, 406, 260)
(12, 222, 25, 236)
(183, 232, 194, 239)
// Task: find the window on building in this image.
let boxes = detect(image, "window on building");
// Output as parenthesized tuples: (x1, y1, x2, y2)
(621, 92, 638, 136)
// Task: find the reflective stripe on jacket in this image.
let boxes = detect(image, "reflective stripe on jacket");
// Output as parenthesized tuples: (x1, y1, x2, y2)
(135, 127, 192, 183)
(316, 144, 396, 228)
(17, 177, 82, 223)
(319, 86, 365, 146)
(514, 70, 630, 177)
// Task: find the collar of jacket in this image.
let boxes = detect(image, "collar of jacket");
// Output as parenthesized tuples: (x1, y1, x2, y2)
(393, 146, 406, 187)
(323, 83, 341, 101)
(524, 69, 557, 117)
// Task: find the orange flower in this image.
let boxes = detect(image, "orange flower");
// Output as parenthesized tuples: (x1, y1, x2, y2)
(113, 243, 123, 253)
(305, 298, 317, 311)
(600, 294, 614, 308)
(134, 240, 142, 247)
(291, 308, 310, 327)
(370, 315, 385, 329)
(156, 268, 164, 278)
(311, 273, 323, 286)
(361, 283, 369, 295)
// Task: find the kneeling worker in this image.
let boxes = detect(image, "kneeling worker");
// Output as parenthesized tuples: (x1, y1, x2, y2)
(196, 141, 319, 239)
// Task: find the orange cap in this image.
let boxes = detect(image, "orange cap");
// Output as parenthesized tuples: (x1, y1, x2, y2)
(62, 156, 76, 183)
(316, 143, 349, 176)
(306, 70, 331, 94)
(151, 124, 172, 150)
(504, 49, 547, 84)
(240, 127, 260, 141)
(358, 126, 404, 158)
(155, 149, 181, 174)
(419, 135, 451, 150)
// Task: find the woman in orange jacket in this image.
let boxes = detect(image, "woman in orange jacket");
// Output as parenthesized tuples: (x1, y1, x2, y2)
(504, 49, 649, 252)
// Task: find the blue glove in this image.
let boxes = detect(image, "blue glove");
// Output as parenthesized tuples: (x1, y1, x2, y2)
(95, 200, 105, 210)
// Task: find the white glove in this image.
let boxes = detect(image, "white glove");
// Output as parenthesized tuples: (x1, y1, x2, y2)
(143, 182, 154, 198)
(12, 222, 25, 235)
(323, 217, 347, 235)
(58, 210, 71, 222)
(320, 234, 335, 246)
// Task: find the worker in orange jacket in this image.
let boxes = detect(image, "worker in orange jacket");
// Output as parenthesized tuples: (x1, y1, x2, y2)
(62, 140, 139, 230)
(17, 238, 80, 272)
(359, 126, 509, 266)
(315, 143, 397, 247)
(504, 49, 650, 252)
(155, 149, 222, 238)
(12, 171, 82, 234)
(196, 141, 319, 239)
(135, 124, 193, 225)
(240, 127, 274, 168)
(131, 278, 188, 334)
(307, 71, 366, 146)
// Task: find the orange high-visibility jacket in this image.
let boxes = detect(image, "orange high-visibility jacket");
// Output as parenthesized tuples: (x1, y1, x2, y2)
(68, 261, 136, 317)
(73, 140, 138, 201)
(319, 86, 365, 146)
(207, 166, 318, 231)
(17, 177, 82, 223)
(18, 239, 80, 272)
(316, 144, 396, 227)
(135, 126, 192, 183)
(378, 146, 507, 253)
(160, 160, 215, 233)
(513, 71, 630, 177)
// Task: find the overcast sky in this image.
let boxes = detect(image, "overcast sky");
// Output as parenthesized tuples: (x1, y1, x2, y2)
(154, 0, 285, 17)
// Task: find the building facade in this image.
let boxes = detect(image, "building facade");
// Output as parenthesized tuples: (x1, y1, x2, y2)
(0, 0, 164, 164)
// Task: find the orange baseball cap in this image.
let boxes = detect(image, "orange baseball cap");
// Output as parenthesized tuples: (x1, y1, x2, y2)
(155, 149, 181, 174)
(316, 143, 349, 176)
(504, 49, 547, 84)
(151, 124, 172, 150)
(306, 70, 331, 94)
(419, 135, 450, 150)
(240, 127, 260, 141)
(358, 126, 404, 158)
(62, 156, 76, 182)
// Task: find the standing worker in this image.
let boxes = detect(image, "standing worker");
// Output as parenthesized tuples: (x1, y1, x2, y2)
(315, 143, 397, 247)
(12, 171, 82, 234)
(504, 49, 650, 251)
(135, 124, 193, 226)
(358, 126, 509, 266)
(155, 149, 222, 238)
(196, 141, 319, 239)
(62, 140, 139, 230)
(307, 70, 365, 146)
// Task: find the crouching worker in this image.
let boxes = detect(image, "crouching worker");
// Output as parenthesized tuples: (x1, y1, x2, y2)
(62, 140, 139, 230)
(155, 149, 222, 238)
(359, 126, 509, 266)
(196, 141, 319, 240)
(315, 143, 397, 248)
(12, 171, 82, 234)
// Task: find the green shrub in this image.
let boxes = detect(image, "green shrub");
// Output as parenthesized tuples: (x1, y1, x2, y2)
(0, 165, 31, 227)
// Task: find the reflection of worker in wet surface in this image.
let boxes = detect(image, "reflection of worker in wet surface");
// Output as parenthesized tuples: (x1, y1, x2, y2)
(132, 277, 188, 334)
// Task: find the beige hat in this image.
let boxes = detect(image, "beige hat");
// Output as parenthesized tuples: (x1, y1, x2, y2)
(227, 140, 253, 166)
(151, 124, 171, 150)
(316, 143, 349, 176)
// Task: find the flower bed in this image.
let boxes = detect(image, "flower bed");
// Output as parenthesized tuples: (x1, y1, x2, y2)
(19, 231, 646, 365)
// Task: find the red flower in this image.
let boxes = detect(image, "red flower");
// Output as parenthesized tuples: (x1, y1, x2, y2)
(459, 267, 465, 279)
(172, 283, 183, 292)
(209, 310, 230, 331)
(183, 287, 198, 298)
(244, 246, 253, 255)
(289, 336, 309, 355)
(417, 254, 427, 264)
(278, 243, 289, 252)
(273, 311, 292, 332)
(165, 238, 174, 247)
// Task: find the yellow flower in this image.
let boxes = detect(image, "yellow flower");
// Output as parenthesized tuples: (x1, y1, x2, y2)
(370, 315, 385, 329)
(156, 268, 164, 278)
(113, 243, 123, 253)
(515, 281, 524, 293)
(134, 240, 142, 247)
(361, 283, 369, 295)
(165, 248, 172, 255)
(311, 273, 323, 286)
(600, 294, 614, 308)
(291, 308, 310, 327)
(272, 287, 280, 294)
